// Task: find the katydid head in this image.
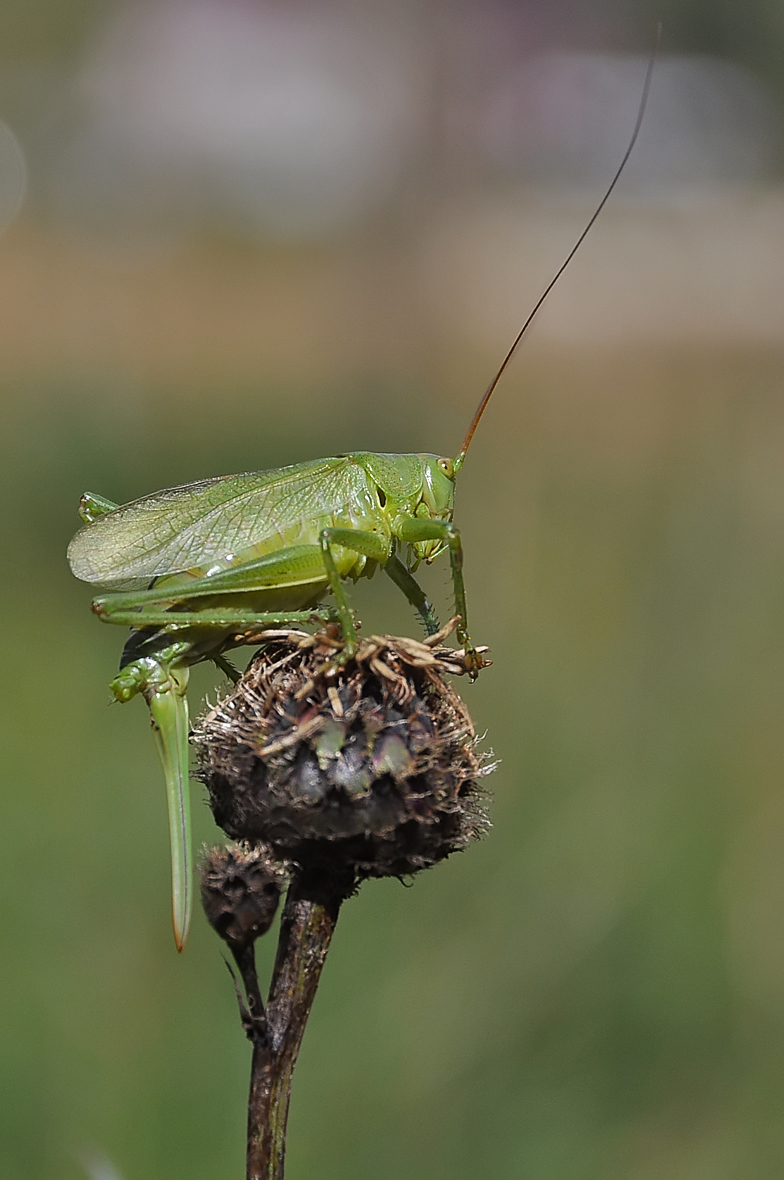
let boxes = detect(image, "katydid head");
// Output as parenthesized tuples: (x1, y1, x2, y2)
(418, 454, 455, 516)
(413, 454, 456, 563)
(351, 452, 455, 516)
(351, 450, 455, 562)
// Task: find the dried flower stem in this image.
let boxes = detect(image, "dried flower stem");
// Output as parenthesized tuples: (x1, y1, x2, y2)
(242, 866, 350, 1180)
(196, 629, 493, 1178)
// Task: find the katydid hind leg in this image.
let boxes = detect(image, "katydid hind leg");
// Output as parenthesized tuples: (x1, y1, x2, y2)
(98, 607, 327, 628)
(94, 530, 387, 661)
(384, 553, 440, 636)
(93, 542, 341, 615)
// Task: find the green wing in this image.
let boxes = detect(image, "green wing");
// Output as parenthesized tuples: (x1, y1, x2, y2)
(67, 457, 370, 587)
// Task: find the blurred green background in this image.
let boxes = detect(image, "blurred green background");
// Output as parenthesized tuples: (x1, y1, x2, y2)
(3, 2, 784, 1178)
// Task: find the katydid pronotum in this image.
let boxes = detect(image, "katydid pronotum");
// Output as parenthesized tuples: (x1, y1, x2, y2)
(68, 49, 656, 951)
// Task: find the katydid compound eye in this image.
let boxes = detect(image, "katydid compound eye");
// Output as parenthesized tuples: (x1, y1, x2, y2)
(438, 458, 454, 479)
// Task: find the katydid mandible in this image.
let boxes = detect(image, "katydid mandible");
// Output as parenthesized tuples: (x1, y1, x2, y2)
(67, 48, 656, 952)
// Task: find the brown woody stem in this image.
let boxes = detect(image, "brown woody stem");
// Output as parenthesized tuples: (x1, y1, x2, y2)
(244, 867, 349, 1180)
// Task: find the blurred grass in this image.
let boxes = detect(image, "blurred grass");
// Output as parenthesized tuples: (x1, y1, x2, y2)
(3, 341, 784, 1178)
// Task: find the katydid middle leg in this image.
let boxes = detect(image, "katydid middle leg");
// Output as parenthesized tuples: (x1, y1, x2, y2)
(318, 526, 391, 658)
(384, 553, 440, 636)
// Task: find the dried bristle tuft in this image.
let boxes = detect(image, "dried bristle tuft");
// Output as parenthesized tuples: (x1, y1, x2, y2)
(193, 630, 493, 881)
(200, 841, 289, 950)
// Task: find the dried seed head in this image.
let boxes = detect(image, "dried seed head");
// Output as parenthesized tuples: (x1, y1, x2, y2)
(193, 630, 492, 881)
(200, 842, 288, 951)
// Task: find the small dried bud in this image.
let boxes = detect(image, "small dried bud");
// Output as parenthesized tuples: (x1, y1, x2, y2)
(200, 842, 288, 951)
(193, 630, 493, 881)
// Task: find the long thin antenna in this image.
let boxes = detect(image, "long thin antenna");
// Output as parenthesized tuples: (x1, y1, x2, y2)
(454, 25, 662, 470)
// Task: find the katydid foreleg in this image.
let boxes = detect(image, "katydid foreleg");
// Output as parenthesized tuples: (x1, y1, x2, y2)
(394, 518, 479, 675)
